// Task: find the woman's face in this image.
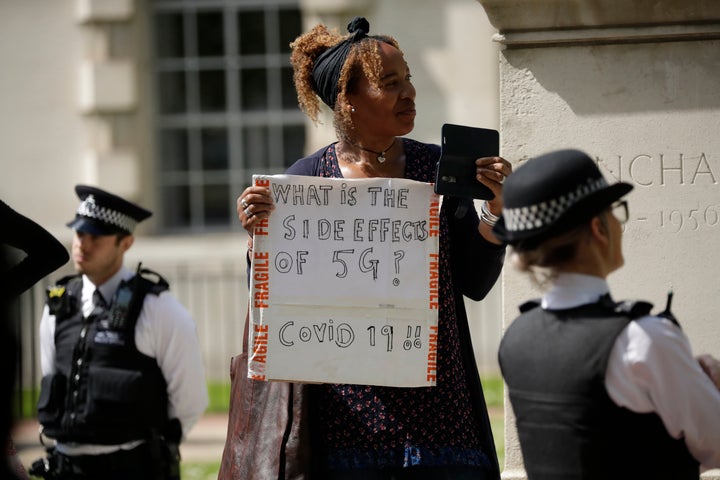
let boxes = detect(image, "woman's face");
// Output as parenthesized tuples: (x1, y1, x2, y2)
(346, 41, 416, 138)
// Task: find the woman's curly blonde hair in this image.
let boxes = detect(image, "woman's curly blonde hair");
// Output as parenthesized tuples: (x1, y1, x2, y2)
(289, 23, 400, 142)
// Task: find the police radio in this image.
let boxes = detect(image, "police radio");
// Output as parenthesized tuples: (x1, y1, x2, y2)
(109, 263, 150, 330)
(104, 263, 169, 334)
(109, 281, 134, 329)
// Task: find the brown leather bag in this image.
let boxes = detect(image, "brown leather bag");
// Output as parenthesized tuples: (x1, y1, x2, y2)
(218, 310, 312, 480)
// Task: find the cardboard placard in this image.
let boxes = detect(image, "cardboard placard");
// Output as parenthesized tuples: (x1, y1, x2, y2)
(247, 174, 440, 387)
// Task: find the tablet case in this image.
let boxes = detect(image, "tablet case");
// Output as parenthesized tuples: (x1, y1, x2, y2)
(434, 124, 499, 200)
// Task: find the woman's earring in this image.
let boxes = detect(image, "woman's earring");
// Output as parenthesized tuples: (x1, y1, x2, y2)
(351, 106, 356, 113)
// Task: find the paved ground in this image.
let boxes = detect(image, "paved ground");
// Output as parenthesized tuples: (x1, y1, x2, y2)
(12, 413, 230, 469)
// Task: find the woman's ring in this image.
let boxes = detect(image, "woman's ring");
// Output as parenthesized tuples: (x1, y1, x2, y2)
(240, 198, 249, 209)
(244, 207, 254, 218)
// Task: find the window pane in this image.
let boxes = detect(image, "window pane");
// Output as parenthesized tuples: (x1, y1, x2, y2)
(155, 13, 184, 58)
(162, 185, 191, 228)
(199, 70, 226, 112)
(153, 3, 305, 232)
(238, 11, 265, 55)
(243, 126, 268, 168)
(158, 71, 187, 113)
(281, 66, 297, 109)
(160, 129, 189, 171)
(241, 68, 267, 110)
(278, 9, 302, 53)
(197, 12, 224, 57)
(203, 184, 230, 226)
(283, 125, 305, 167)
(201, 128, 228, 170)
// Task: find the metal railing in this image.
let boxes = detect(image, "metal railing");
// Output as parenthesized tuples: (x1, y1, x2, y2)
(12, 261, 502, 418)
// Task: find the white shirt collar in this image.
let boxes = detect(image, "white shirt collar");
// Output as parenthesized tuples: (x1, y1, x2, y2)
(81, 266, 134, 309)
(541, 273, 610, 310)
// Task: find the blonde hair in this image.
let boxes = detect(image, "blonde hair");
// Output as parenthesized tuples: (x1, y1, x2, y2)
(510, 221, 595, 288)
(289, 23, 400, 142)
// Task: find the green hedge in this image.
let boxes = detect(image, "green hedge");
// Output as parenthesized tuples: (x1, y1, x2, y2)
(17, 376, 504, 418)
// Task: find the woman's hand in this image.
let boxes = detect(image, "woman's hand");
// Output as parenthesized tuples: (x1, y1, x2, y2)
(475, 156, 512, 215)
(475, 156, 512, 244)
(237, 186, 275, 235)
(698, 354, 720, 391)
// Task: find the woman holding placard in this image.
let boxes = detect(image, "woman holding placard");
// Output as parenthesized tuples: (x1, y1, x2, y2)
(221, 16, 511, 480)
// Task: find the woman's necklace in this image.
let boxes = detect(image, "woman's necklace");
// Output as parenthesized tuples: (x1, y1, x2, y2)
(346, 138, 396, 163)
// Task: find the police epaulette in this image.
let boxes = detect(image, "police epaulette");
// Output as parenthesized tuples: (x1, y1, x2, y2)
(613, 300, 654, 319)
(136, 266, 169, 295)
(519, 299, 541, 313)
(615, 298, 681, 327)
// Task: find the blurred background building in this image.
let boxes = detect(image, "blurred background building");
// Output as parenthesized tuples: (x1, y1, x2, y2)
(1, 0, 502, 405)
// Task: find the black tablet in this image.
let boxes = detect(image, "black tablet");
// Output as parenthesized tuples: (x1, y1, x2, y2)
(434, 123, 499, 200)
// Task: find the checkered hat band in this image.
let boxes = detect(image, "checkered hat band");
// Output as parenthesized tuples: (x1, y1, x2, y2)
(503, 177, 609, 232)
(77, 197, 137, 233)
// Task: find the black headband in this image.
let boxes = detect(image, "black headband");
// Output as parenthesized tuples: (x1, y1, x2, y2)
(311, 16, 370, 109)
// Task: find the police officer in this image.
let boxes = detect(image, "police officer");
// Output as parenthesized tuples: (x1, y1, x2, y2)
(493, 149, 720, 479)
(34, 186, 208, 479)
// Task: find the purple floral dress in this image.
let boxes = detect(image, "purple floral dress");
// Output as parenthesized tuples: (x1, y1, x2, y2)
(286, 138, 505, 476)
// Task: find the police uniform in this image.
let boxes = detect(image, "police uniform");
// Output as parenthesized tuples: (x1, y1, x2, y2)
(35, 186, 208, 479)
(498, 273, 716, 479)
(492, 150, 720, 478)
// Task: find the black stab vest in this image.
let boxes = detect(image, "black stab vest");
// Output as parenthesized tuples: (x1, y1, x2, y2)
(38, 274, 170, 444)
(498, 299, 699, 480)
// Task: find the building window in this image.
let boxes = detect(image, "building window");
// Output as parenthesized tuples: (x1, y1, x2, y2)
(152, 0, 305, 232)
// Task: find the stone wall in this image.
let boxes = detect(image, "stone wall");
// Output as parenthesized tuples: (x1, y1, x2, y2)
(478, 1, 720, 477)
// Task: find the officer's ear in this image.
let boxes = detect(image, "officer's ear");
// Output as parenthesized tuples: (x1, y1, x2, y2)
(116, 234, 134, 252)
(589, 213, 610, 248)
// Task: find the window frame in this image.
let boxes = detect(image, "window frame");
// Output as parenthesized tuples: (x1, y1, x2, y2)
(150, 0, 305, 233)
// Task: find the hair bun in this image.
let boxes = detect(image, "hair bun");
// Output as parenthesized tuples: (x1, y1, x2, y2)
(347, 17, 369, 36)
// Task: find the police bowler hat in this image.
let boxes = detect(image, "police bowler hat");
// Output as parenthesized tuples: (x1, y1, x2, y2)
(67, 185, 152, 236)
(492, 149, 633, 247)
